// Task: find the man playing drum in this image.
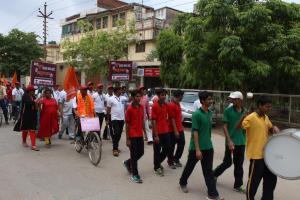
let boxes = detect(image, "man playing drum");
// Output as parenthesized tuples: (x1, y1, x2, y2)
(239, 96, 279, 200)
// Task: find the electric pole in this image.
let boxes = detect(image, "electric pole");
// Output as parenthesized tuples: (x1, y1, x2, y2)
(38, 2, 53, 61)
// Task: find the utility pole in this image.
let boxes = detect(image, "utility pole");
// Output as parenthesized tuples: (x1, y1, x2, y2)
(38, 2, 53, 61)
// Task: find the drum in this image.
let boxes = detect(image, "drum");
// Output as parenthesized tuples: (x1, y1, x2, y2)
(264, 129, 300, 180)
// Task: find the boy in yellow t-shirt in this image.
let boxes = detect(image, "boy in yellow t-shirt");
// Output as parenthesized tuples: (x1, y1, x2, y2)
(241, 96, 279, 200)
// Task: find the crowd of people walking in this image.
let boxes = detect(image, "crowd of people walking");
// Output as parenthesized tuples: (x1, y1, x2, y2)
(0, 79, 281, 200)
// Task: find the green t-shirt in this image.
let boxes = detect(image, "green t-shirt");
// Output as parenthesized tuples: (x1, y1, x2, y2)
(189, 108, 213, 151)
(222, 106, 246, 145)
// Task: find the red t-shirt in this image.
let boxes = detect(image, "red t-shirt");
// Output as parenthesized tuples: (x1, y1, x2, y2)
(6, 88, 12, 101)
(151, 101, 169, 134)
(125, 104, 144, 138)
(168, 101, 183, 132)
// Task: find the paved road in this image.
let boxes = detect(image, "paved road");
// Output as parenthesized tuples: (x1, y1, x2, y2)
(0, 124, 298, 200)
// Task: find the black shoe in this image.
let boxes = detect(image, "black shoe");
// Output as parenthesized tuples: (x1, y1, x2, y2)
(147, 141, 153, 145)
(123, 160, 131, 174)
(5, 121, 9, 125)
(58, 134, 62, 139)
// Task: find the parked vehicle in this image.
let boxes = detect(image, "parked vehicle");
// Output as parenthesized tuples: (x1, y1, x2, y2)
(180, 92, 217, 125)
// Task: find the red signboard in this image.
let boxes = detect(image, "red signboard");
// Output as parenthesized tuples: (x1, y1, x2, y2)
(30, 61, 57, 87)
(144, 68, 160, 77)
(109, 61, 132, 81)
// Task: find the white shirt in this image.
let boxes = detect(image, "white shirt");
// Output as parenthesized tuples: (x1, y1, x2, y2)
(107, 95, 126, 120)
(12, 88, 24, 102)
(53, 90, 61, 103)
(59, 90, 74, 115)
(92, 92, 105, 113)
(193, 99, 202, 112)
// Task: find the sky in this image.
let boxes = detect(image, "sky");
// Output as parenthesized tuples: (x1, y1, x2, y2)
(0, 0, 299, 44)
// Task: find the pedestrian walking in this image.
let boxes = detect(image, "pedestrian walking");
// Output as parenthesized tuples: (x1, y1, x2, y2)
(240, 96, 279, 200)
(213, 91, 246, 193)
(37, 88, 59, 147)
(14, 85, 39, 151)
(0, 80, 9, 124)
(103, 85, 114, 140)
(123, 90, 145, 183)
(151, 88, 171, 176)
(106, 86, 126, 157)
(139, 86, 153, 145)
(58, 90, 75, 140)
(179, 91, 224, 200)
(12, 82, 24, 121)
(92, 84, 106, 138)
(167, 90, 185, 169)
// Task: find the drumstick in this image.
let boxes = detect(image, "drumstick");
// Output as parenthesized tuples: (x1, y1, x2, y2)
(246, 92, 254, 113)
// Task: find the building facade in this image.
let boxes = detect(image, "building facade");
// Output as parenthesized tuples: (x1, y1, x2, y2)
(58, 0, 183, 88)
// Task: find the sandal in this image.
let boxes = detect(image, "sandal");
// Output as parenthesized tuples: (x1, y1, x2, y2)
(31, 146, 40, 151)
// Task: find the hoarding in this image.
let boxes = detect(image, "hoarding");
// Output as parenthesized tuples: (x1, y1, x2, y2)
(30, 61, 57, 87)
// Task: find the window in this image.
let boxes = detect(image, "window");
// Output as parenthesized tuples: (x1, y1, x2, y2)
(135, 42, 146, 53)
(112, 14, 118, 27)
(119, 12, 126, 21)
(102, 16, 108, 28)
(96, 18, 102, 29)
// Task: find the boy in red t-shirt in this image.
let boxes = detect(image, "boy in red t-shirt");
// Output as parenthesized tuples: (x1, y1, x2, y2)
(151, 88, 171, 176)
(123, 90, 145, 183)
(167, 90, 185, 168)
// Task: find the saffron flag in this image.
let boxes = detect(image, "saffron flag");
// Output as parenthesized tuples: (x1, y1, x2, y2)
(64, 66, 79, 101)
(12, 71, 17, 87)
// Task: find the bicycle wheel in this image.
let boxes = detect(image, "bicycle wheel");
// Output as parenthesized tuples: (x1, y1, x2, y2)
(87, 132, 102, 166)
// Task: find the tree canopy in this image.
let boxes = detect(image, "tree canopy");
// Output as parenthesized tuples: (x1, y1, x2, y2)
(157, 0, 300, 94)
(0, 29, 44, 76)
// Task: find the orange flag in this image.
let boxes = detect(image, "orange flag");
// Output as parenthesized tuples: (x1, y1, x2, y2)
(12, 71, 17, 87)
(64, 66, 79, 101)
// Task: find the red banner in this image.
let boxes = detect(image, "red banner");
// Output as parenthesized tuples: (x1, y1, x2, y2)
(30, 61, 57, 87)
(144, 68, 160, 77)
(109, 61, 132, 81)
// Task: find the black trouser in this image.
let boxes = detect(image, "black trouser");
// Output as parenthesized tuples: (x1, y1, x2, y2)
(125, 137, 144, 176)
(111, 120, 124, 150)
(12, 101, 21, 120)
(96, 112, 105, 136)
(246, 159, 277, 200)
(0, 99, 8, 122)
(103, 114, 113, 139)
(180, 150, 219, 198)
(75, 117, 83, 140)
(168, 131, 185, 164)
(214, 145, 245, 188)
(153, 133, 171, 170)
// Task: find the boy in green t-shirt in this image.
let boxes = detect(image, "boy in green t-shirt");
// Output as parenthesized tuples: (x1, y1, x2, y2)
(213, 91, 246, 193)
(179, 91, 224, 200)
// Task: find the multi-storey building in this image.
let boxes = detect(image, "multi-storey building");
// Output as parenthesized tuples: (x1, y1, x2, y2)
(58, 0, 183, 88)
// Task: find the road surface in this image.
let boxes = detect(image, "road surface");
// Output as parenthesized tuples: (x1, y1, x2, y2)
(0, 124, 298, 200)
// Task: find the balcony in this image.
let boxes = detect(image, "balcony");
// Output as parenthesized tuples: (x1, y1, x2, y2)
(135, 18, 164, 30)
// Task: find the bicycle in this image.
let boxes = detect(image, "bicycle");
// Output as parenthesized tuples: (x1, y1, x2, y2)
(74, 117, 102, 166)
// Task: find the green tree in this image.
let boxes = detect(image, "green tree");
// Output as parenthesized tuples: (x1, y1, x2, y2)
(0, 29, 44, 76)
(157, 30, 184, 87)
(157, 0, 300, 94)
(61, 19, 136, 77)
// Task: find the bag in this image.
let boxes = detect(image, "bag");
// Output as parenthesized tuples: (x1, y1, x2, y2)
(80, 117, 100, 132)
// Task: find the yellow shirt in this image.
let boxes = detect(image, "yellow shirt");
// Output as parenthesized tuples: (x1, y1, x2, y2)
(242, 112, 273, 160)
